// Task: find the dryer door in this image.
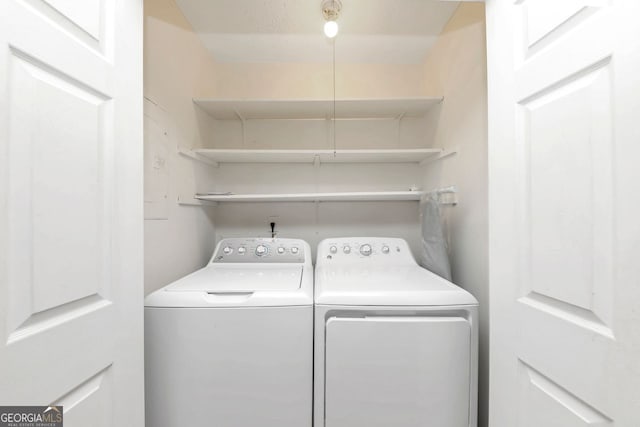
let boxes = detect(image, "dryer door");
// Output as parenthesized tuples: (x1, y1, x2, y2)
(325, 316, 471, 427)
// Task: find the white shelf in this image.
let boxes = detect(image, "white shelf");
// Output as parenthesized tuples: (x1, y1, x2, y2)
(191, 148, 445, 165)
(193, 97, 443, 120)
(195, 191, 424, 203)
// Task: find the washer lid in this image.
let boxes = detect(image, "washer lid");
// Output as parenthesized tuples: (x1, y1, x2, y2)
(315, 265, 478, 306)
(165, 264, 303, 292)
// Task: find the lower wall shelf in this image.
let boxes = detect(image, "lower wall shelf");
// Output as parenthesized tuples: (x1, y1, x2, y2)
(195, 191, 424, 203)
(190, 149, 445, 166)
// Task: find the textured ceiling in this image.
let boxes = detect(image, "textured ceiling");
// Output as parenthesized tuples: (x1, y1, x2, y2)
(174, 0, 460, 63)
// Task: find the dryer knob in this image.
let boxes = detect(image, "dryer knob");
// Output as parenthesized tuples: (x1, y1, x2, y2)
(223, 246, 233, 255)
(360, 244, 372, 256)
(382, 245, 390, 254)
(330, 245, 338, 254)
(255, 244, 268, 256)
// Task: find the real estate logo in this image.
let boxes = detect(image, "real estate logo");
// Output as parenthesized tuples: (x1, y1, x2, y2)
(0, 406, 63, 427)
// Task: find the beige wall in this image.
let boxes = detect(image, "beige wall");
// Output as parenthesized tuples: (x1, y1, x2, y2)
(211, 62, 428, 99)
(205, 52, 437, 254)
(144, 0, 218, 149)
(143, 0, 218, 294)
(421, 4, 489, 427)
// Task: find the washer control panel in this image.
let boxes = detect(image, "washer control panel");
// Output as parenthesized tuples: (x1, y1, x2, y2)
(211, 238, 305, 263)
(317, 237, 414, 264)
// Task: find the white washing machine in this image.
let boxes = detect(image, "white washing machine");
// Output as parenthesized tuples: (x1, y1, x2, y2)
(314, 237, 478, 427)
(145, 237, 313, 427)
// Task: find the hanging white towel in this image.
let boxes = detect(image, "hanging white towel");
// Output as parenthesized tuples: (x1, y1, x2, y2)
(418, 193, 452, 280)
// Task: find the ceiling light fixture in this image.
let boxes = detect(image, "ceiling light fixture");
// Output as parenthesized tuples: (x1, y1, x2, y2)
(322, 0, 342, 38)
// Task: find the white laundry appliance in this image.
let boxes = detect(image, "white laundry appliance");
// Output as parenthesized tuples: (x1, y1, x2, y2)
(145, 237, 313, 427)
(314, 237, 478, 427)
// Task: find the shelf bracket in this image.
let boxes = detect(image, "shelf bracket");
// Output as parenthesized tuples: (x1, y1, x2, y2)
(233, 109, 247, 148)
(178, 194, 217, 207)
(419, 146, 458, 167)
(177, 147, 219, 167)
(395, 111, 406, 146)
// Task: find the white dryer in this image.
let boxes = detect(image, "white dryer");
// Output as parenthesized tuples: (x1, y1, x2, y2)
(314, 237, 478, 427)
(145, 238, 313, 427)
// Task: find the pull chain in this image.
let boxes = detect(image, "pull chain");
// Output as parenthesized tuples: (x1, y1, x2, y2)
(332, 37, 336, 156)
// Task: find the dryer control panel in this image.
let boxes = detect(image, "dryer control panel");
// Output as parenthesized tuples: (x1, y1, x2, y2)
(211, 238, 306, 263)
(317, 237, 416, 265)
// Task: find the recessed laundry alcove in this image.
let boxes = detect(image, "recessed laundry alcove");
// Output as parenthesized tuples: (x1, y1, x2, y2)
(142, 1, 489, 424)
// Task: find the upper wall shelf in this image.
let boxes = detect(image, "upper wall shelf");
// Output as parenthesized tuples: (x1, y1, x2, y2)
(195, 191, 425, 203)
(184, 148, 454, 166)
(193, 97, 443, 120)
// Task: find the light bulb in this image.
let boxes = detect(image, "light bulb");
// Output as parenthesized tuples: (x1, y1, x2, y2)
(324, 20, 339, 38)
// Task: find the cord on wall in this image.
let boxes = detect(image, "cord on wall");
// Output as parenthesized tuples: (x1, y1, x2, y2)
(332, 38, 337, 156)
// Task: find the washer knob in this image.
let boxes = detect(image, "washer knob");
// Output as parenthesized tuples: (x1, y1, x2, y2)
(238, 247, 246, 254)
(360, 244, 372, 256)
(382, 245, 390, 254)
(277, 247, 285, 254)
(291, 247, 299, 254)
(223, 246, 233, 255)
(343, 245, 351, 254)
(255, 244, 268, 257)
(330, 245, 338, 254)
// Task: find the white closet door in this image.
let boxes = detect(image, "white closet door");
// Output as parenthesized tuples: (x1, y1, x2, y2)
(325, 317, 471, 427)
(487, 0, 640, 426)
(0, 0, 144, 425)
